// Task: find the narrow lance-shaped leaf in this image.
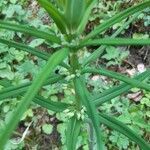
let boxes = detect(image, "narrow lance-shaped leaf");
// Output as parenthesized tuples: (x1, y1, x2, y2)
(0, 78, 69, 112)
(64, 0, 86, 32)
(0, 48, 69, 149)
(37, 0, 67, 33)
(0, 79, 11, 87)
(0, 21, 61, 44)
(0, 75, 64, 101)
(66, 116, 81, 150)
(92, 69, 150, 106)
(56, 0, 67, 10)
(77, 0, 97, 34)
(82, 12, 140, 66)
(0, 38, 49, 59)
(83, 1, 150, 41)
(98, 113, 150, 150)
(82, 67, 150, 91)
(33, 95, 69, 112)
(0, 38, 70, 69)
(74, 77, 104, 150)
(80, 38, 150, 48)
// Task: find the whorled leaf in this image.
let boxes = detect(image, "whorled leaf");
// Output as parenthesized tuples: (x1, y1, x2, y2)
(82, 67, 150, 91)
(0, 38, 69, 69)
(93, 69, 150, 106)
(80, 38, 150, 48)
(0, 75, 64, 101)
(0, 21, 61, 44)
(0, 78, 69, 112)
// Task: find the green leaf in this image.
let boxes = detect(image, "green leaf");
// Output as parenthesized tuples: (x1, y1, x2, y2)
(0, 38, 49, 60)
(102, 46, 120, 60)
(0, 83, 29, 100)
(66, 116, 81, 150)
(82, 67, 150, 91)
(29, 39, 45, 48)
(99, 113, 150, 150)
(0, 75, 64, 101)
(56, 0, 67, 10)
(80, 38, 150, 47)
(0, 73, 69, 113)
(0, 48, 69, 148)
(0, 74, 70, 113)
(109, 131, 129, 149)
(0, 21, 61, 44)
(37, 0, 67, 33)
(64, 0, 86, 32)
(0, 38, 69, 69)
(0, 79, 11, 87)
(42, 124, 53, 134)
(84, 1, 150, 40)
(74, 77, 104, 150)
(21, 109, 34, 120)
(77, 0, 97, 34)
(92, 70, 150, 106)
(34, 95, 69, 112)
(82, 13, 140, 66)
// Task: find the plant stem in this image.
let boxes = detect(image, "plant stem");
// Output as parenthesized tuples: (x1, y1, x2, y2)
(70, 52, 81, 110)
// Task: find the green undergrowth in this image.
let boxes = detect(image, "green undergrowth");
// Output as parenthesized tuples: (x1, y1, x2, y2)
(0, 0, 150, 149)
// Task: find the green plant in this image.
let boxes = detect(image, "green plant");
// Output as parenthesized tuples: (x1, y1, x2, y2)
(0, 0, 150, 149)
(102, 46, 129, 67)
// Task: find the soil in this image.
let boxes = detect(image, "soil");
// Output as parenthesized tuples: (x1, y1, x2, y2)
(129, 46, 150, 67)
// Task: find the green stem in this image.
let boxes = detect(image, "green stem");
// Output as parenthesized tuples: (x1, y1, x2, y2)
(69, 53, 80, 73)
(70, 52, 81, 110)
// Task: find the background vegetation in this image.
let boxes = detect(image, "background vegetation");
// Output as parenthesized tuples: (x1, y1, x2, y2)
(0, 0, 149, 149)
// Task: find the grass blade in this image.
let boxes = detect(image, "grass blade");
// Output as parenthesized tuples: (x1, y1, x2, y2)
(82, 13, 140, 66)
(0, 48, 69, 148)
(98, 113, 150, 150)
(66, 116, 81, 150)
(0, 21, 61, 44)
(37, 0, 67, 33)
(92, 70, 150, 106)
(74, 77, 104, 150)
(83, 1, 150, 41)
(82, 67, 150, 91)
